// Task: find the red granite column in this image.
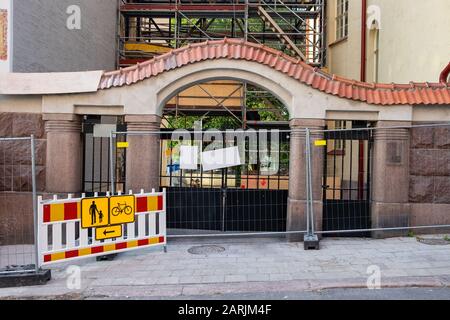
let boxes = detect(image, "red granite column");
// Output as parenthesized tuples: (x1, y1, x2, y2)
(287, 119, 325, 241)
(371, 121, 411, 237)
(125, 115, 161, 192)
(44, 114, 83, 193)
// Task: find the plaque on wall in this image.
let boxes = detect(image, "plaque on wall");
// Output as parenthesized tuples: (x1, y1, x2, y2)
(0, 10, 7, 61)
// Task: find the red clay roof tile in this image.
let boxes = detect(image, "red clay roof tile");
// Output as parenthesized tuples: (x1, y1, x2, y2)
(98, 39, 450, 106)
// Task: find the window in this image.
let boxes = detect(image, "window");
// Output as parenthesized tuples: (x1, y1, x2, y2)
(336, 0, 349, 41)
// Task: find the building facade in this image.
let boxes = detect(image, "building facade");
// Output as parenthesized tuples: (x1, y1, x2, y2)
(0, 1, 449, 242)
(326, 0, 450, 83)
(0, 0, 117, 73)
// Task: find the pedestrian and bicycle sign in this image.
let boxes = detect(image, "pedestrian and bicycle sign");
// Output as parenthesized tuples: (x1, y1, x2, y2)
(110, 195, 135, 225)
(81, 195, 136, 240)
(81, 197, 110, 229)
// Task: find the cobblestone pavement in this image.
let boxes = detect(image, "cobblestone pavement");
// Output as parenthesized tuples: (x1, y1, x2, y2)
(1, 236, 450, 299)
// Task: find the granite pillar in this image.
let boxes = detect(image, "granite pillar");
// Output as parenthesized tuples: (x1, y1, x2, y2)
(125, 115, 161, 192)
(371, 121, 411, 237)
(44, 114, 82, 193)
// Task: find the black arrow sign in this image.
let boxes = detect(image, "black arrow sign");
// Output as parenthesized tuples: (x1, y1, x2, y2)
(103, 229, 116, 236)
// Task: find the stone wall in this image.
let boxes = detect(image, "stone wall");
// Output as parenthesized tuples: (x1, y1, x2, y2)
(409, 125, 450, 226)
(0, 112, 46, 192)
(0, 193, 34, 245)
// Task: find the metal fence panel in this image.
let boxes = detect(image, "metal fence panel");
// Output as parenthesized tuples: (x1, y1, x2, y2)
(310, 122, 450, 237)
(110, 129, 297, 237)
(0, 136, 38, 274)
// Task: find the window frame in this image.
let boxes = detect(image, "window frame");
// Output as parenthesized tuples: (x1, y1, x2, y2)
(335, 0, 349, 41)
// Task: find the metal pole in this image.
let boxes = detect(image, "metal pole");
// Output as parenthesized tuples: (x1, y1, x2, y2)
(30, 135, 39, 272)
(304, 128, 318, 248)
(308, 133, 315, 235)
(305, 128, 311, 236)
(110, 131, 116, 195)
(244, 0, 249, 42)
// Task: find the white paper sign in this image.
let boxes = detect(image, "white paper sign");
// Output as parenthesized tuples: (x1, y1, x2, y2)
(93, 124, 116, 138)
(180, 145, 199, 170)
(201, 146, 242, 171)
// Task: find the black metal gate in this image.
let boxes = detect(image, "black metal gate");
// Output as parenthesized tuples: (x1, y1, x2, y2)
(322, 121, 373, 237)
(82, 115, 126, 196)
(161, 130, 290, 233)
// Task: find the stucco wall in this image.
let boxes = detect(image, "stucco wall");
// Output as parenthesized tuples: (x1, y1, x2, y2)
(12, 0, 117, 72)
(326, 0, 362, 81)
(326, 0, 450, 83)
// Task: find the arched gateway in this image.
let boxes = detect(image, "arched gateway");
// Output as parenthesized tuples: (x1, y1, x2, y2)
(1, 38, 449, 239)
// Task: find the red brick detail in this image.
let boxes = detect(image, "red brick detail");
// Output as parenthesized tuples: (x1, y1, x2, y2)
(99, 39, 450, 106)
(43, 204, 51, 223)
(136, 197, 148, 213)
(65, 250, 79, 259)
(64, 202, 78, 221)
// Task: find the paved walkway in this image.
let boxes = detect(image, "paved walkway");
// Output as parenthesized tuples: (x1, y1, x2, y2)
(1, 236, 450, 299)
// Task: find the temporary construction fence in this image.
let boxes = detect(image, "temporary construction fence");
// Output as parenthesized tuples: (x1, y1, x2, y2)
(108, 122, 450, 240)
(313, 122, 450, 237)
(109, 129, 300, 237)
(0, 136, 38, 274)
(37, 189, 166, 267)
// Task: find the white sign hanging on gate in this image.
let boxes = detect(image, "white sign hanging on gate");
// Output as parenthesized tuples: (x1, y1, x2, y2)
(201, 146, 242, 171)
(180, 145, 199, 170)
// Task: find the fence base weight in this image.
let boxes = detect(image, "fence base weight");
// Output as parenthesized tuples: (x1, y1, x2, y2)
(304, 234, 320, 250)
(0, 267, 51, 288)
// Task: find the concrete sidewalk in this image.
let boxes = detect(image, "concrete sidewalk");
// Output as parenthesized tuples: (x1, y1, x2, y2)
(1, 236, 450, 299)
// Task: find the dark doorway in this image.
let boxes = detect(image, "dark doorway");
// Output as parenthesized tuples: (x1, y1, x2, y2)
(322, 121, 373, 237)
(82, 115, 126, 196)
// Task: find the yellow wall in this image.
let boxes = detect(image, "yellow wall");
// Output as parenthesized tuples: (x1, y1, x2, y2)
(326, 0, 362, 81)
(326, 0, 450, 83)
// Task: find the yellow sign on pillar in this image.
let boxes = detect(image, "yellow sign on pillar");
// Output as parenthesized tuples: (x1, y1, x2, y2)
(81, 197, 110, 229)
(109, 195, 136, 225)
(95, 225, 122, 240)
(314, 139, 327, 147)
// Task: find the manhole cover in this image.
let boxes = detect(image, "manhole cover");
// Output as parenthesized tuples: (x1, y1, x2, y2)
(417, 237, 450, 245)
(188, 245, 225, 255)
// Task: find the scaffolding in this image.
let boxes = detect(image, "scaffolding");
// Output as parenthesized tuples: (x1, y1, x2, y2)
(118, 0, 325, 128)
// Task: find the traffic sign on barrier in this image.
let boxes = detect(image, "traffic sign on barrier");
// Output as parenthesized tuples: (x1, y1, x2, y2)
(110, 195, 135, 225)
(81, 197, 109, 228)
(96, 225, 122, 240)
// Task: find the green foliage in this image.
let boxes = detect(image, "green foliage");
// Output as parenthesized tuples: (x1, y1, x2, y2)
(165, 115, 240, 130)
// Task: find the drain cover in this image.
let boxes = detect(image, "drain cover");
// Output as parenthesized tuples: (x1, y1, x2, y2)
(417, 237, 450, 245)
(188, 245, 225, 255)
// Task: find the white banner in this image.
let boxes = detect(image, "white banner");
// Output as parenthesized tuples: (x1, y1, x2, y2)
(201, 146, 242, 171)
